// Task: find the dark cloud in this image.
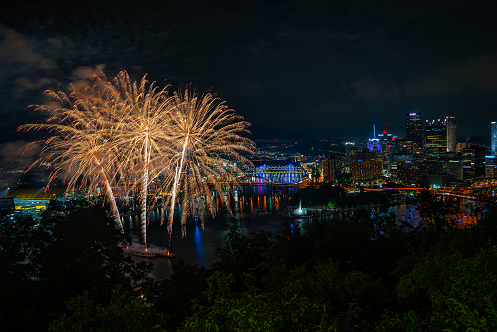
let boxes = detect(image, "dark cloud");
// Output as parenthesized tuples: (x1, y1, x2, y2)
(342, 75, 401, 100)
(404, 53, 497, 96)
(344, 52, 497, 100)
(0, 0, 496, 144)
(0, 27, 56, 69)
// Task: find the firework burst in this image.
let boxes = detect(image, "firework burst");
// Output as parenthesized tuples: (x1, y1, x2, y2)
(22, 71, 255, 250)
(20, 79, 125, 232)
(163, 88, 255, 238)
(107, 71, 175, 248)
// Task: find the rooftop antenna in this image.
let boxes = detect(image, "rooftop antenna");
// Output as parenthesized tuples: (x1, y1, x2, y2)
(368, 124, 382, 152)
(370, 124, 377, 139)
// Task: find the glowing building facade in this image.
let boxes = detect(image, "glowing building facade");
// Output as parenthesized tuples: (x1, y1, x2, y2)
(406, 112, 423, 146)
(367, 125, 382, 152)
(352, 149, 382, 183)
(492, 121, 497, 155)
(485, 156, 497, 178)
(322, 153, 336, 183)
(446, 116, 456, 152)
(425, 119, 447, 159)
(351, 161, 383, 183)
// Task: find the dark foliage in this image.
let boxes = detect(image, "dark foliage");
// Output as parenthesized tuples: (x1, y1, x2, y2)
(0, 199, 155, 332)
(289, 183, 390, 208)
(4, 191, 497, 331)
(178, 192, 497, 331)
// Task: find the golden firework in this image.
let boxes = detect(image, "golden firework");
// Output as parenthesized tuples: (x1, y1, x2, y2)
(163, 88, 255, 237)
(22, 71, 255, 249)
(20, 78, 125, 232)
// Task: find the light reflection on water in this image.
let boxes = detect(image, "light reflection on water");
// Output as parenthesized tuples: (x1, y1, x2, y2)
(124, 188, 478, 280)
(125, 185, 300, 279)
(385, 198, 477, 227)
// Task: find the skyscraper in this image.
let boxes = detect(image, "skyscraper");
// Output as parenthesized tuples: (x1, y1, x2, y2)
(367, 124, 382, 152)
(425, 119, 447, 159)
(322, 153, 336, 183)
(492, 121, 497, 155)
(446, 116, 456, 152)
(406, 112, 423, 145)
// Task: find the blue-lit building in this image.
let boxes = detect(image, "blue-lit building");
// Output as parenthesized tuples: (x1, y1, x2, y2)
(492, 121, 497, 155)
(367, 125, 382, 152)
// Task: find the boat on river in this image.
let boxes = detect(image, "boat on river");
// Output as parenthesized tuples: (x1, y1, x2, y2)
(156, 252, 176, 258)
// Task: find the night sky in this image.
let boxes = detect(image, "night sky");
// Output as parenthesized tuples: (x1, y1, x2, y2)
(1, 0, 496, 145)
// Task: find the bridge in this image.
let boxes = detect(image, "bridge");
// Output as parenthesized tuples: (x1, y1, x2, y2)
(342, 179, 497, 201)
(239, 163, 309, 185)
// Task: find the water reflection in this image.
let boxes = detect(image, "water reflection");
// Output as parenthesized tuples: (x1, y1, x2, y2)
(194, 224, 205, 267)
(385, 198, 477, 227)
(126, 187, 480, 280)
(126, 185, 299, 279)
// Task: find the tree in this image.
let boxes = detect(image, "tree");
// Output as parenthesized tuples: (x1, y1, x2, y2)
(394, 246, 497, 331)
(179, 271, 330, 332)
(415, 190, 458, 231)
(0, 199, 154, 332)
(48, 286, 168, 332)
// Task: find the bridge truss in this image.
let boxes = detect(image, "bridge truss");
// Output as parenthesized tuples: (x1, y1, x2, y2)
(239, 164, 308, 185)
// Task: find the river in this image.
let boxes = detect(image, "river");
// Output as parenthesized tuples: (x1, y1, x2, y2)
(124, 186, 478, 280)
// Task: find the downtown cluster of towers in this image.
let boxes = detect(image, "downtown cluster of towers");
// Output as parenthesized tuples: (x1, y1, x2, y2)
(321, 113, 496, 187)
(403, 113, 457, 157)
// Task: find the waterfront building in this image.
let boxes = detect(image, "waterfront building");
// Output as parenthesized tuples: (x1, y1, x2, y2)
(446, 116, 456, 152)
(425, 119, 447, 159)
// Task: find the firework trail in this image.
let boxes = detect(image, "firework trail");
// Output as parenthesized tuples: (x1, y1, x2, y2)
(108, 71, 175, 249)
(20, 78, 125, 232)
(163, 88, 255, 240)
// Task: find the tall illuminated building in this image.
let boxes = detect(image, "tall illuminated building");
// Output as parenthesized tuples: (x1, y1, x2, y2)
(425, 118, 447, 159)
(367, 124, 382, 152)
(406, 112, 422, 146)
(446, 116, 456, 152)
(492, 121, 497, 155)
(322, 153, 336, 183)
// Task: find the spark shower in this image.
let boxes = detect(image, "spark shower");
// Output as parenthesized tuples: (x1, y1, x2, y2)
(21, 71, 255, 248)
